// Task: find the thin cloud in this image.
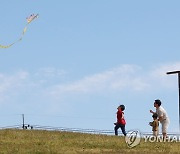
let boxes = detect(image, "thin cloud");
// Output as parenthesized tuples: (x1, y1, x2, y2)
(49, 64, 150, 97)
(149, 62, 180, 89)
(34, 67, 67, 78)
(49, 63, 180, 98)
(0, 71, 29, 102)
(0, 63, 179, 103)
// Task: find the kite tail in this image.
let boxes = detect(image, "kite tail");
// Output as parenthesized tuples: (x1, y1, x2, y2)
(18, 24, 29, 41)
(0, 23, 29, 49)
(0, 44, 14, 48)
(0, 13, 38, 49)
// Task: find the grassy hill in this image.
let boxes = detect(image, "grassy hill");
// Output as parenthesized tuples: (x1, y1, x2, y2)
(0, 129, 179, 153)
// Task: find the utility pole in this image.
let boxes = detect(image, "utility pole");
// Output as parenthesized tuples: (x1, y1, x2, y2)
(22, 114, 25, 129)
(166, 71, 180, 131)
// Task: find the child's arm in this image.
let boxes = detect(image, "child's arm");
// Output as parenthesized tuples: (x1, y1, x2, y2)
(149, 122, 153, 126)
(121, 112, 124, 119)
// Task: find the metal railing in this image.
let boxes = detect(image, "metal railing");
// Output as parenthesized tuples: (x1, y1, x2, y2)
(0, 124, 180, 137)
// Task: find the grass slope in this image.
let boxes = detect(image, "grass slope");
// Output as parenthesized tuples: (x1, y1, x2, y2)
(0, 129, 179, 153)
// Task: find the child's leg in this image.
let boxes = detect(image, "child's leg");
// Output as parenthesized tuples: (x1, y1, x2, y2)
(120, 124, 126, 136)
(153, 131, 158, 137)
(114, 124, 120, 136)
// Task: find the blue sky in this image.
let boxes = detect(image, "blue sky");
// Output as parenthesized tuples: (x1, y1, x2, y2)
(0, 0, 180, 133)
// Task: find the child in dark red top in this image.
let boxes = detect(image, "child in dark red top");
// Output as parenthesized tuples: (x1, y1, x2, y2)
(114, 105, 127, 136)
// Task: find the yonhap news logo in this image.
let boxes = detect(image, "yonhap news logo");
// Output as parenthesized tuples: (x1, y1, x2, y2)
(125, 130, 180, 148)
(125, 130, 141, 148)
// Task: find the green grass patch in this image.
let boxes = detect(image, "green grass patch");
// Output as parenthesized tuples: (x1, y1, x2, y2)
(0, 129, 179, 153)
